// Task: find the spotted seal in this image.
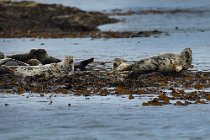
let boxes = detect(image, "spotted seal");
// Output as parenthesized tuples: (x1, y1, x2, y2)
(113, 48, 192, 73)
(2, 56, 74, 77)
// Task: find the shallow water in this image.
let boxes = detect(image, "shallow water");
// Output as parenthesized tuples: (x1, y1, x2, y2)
(1, 0, 210, 139)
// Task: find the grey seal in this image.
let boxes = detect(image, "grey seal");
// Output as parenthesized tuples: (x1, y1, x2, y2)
(2, 56, 74, 77)
(7, 48, 60, 65)
(113, 48, 192, 73)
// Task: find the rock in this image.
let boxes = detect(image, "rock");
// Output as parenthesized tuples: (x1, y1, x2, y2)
(0, 1, 118, 36)
(206, 95, 210, 101)
(27, 59, 42, 66)
(174, 101, 189, 106)
(158, 93, 170, 103)
(128, 95, 134, 99)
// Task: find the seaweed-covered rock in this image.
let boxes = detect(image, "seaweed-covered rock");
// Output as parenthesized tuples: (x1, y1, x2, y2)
(0, 1, 117, 34)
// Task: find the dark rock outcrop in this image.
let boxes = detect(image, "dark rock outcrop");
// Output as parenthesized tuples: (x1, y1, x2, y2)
(0, 1, 118, 35)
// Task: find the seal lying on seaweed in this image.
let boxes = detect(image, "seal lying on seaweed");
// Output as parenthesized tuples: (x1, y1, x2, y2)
(2, 56, 74, 77)
(113, 48, 192, 73)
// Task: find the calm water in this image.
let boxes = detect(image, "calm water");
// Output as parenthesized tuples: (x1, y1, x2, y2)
(1, 0, 210, 139)
(1, 94, 210, 140)
(15, 0, 210, 11)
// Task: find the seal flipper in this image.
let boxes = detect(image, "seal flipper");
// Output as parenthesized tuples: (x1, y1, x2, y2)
(75, 58, 94, 71)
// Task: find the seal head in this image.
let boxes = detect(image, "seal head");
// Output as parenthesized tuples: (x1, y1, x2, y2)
(0, 52, 4, 59)
(113, 58, 129, 71)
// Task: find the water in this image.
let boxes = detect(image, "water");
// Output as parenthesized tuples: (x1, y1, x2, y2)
(1, 0, 210, 139)
(15, 0, 210, 12)
(1, 31, 210, 71)
(1, 94, 210, 140)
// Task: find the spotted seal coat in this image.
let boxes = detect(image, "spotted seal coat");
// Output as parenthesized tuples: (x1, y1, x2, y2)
(113, 48, 192, 73)
(2, 56, 74, 77)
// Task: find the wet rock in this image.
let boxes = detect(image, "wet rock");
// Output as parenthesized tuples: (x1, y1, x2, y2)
(194, 83, 202, 90)
(27, 59, 42, 66)
(16, 86, 25, 94)
(40, 93, 45, 97)
(128, 95, 134, 99)
(206, 95, 210, 101)
(158, 93, 170, 103)
(99, 89, 109, 96)
(142, 98, 162, 106)
(195, 100, 207, 104)
(174, 101, 189, 106)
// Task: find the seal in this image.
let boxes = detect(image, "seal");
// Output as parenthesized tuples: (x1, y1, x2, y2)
(7, 48, 61, 64)
(2, 56, 74, 77)
(5, 49, 94, 69)
(0, 58, 29, 66)
(0, 57, 29, 74)
(0, 51, 4, 59)
(113, 48, 192, 73)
